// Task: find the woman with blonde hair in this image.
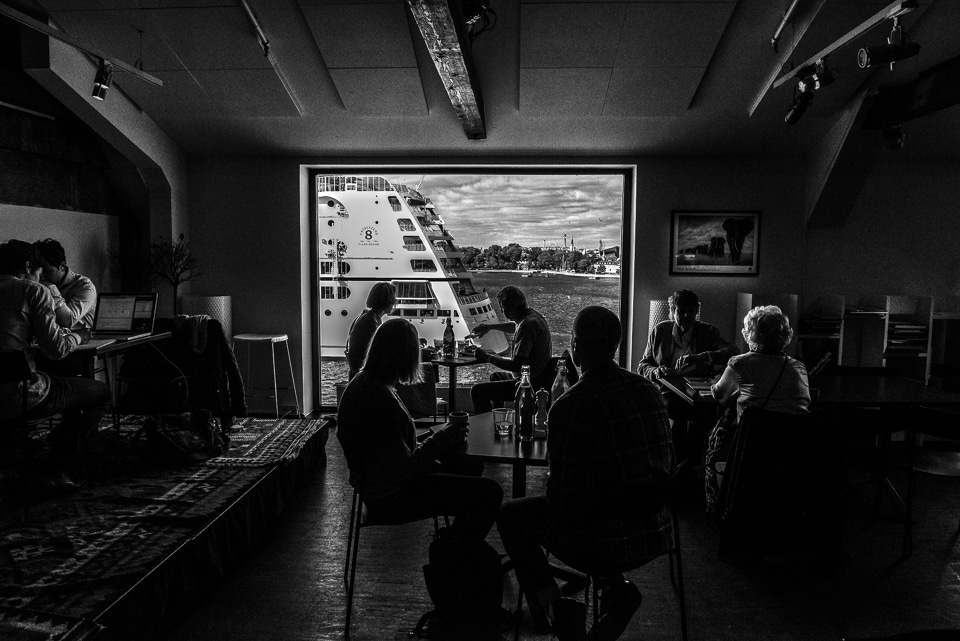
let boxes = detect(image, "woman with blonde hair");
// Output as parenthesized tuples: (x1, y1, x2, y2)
(337, 318, 502, 539)
(711, 305, 811, 419)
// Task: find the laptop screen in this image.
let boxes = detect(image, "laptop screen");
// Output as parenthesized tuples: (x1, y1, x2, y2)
(93, 293, 157, 333)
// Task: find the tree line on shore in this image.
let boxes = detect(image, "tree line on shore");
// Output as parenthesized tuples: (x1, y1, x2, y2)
(458, 243, 607, 273)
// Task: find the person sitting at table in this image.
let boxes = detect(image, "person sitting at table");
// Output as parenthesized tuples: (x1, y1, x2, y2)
(711, 305, 811, 420)
(34, 238, 97, 331)
(498, 306, 675, 641)
(345, 281, 397, 380)
(0, 239, 110, 488)
(637, 289, 737, 463)
(337, 317, 502, 540)
(470, 286, 552, 414)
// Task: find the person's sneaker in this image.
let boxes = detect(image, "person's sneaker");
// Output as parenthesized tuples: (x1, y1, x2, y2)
(587, 580, 642, 641)
(551, 597, 586, 641)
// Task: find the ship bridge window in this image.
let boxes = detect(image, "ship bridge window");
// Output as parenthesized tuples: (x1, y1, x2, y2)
(403, 236, 426, 251)
(319, 261, 351, 275)
(395, 281, 433, 300)
(401, 309, 418, 317)
(388, 196, 402, 212)
(420, 310, 435, 318)
(438, 310, 451, 317)
(397, 219, 416, 232)
(320, 286, 351, 299)
(411, 259, 437, 272)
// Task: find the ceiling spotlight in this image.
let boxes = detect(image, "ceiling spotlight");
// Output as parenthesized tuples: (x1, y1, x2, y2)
(784, 90, 814, 125)
(92, 59, 113, 101)
(858, 16, 919, 70)
(797, 59, 834, 94)
(857, 41, 920, 69)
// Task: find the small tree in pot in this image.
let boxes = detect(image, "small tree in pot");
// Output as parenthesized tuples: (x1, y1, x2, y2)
(151, 234, 202, 316)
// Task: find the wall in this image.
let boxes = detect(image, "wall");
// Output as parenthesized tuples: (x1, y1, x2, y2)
(803, 154, 960, 303)
(0, 205, 118, 288)
(629, 156, 807, 368)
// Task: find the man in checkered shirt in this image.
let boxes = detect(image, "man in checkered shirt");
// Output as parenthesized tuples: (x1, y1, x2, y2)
(498, 306, 675, 641)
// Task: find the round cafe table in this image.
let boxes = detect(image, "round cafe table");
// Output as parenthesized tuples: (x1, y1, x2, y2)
(463, 411, 547, 498)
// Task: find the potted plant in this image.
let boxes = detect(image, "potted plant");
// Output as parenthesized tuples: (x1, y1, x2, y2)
(151, 234, 202, 316)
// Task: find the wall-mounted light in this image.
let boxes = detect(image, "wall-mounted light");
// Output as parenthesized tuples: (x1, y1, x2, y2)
(784, 59, 831, 125)
(92, 59, 113, 101)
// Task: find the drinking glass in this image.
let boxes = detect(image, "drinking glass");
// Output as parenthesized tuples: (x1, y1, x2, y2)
(492, 408, 514, 437)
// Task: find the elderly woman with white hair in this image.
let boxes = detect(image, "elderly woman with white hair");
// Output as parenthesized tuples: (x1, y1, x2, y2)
(711, 305, 811, 420)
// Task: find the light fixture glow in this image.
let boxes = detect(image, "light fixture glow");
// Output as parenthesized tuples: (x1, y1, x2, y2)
(92, 59, 113, 101)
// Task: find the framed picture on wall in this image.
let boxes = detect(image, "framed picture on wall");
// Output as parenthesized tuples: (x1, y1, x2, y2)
(670, 210, 760, 276)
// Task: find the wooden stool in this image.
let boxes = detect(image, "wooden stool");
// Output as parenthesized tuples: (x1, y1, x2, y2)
(233, 333, 300, 418)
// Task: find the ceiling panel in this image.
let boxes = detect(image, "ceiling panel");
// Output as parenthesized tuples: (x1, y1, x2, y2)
(520, 68, 610, 116)
(48, 9, 182, 72)
(520, 3, 627, 68)
(146, 7, 270, 70)
(194, 69, 302, 117)
(301, 3, 417, 69)
(616, 2, 735, 68)
(115, 69, 217, 116)
(602, 66, 703, 116)
(329, 68, 426, 116)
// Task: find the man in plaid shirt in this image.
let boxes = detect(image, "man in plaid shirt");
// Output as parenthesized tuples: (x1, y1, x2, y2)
(498, 306, 676, 641)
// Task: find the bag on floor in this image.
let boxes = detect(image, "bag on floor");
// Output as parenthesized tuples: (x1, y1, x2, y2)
(704, 407, 737, 517)
(422, 526, 504, 631)
(137, 410, 230, 465)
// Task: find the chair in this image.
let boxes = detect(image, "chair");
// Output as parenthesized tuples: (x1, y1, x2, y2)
(584, 460, 689, 641)
(233, 332, 300, 418)
(718, 408, 845, 566)
(512, 462, 689, 641)
(0, 350, 37, 518)
(343, 487, 445, 639)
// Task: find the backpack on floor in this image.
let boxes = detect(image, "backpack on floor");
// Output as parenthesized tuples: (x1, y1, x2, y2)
(421, 527, 506, 637)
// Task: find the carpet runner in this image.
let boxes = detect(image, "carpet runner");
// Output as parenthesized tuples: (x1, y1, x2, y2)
(0, 416, 329, 641)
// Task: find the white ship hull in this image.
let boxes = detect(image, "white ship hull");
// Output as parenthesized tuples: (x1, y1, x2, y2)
(316, 175, 498, 358)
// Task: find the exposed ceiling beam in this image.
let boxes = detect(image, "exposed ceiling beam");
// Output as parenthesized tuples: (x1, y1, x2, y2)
(749, 0, 827, 117)
(407, 0, 486, 140)
(0, 2, 163, 88)
(862, 53, 960, 128)
(772, 0, 918, 92)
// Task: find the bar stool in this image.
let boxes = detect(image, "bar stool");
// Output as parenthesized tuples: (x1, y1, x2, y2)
(233, 333, 300, 418)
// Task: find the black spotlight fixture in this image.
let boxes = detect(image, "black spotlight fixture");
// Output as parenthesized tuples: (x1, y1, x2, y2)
(92, 59, 113, 101)
(858, 16, 919, 70)
(784, 90, 814, 125)
(784, 59, 830, 125)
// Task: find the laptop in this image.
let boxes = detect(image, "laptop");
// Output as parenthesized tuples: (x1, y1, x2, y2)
(82, 292, 159, 348)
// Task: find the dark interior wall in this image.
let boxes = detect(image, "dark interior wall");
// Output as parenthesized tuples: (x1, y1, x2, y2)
(804, 153, 960, 303)
(630, 156, 806, 366)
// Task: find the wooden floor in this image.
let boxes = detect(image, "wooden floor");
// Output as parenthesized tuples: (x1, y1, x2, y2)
(159, 425, 960, 641)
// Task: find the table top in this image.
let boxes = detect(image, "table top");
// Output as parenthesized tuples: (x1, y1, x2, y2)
(811, 374, 960, 407)
(431, 354, 481, 367)
(463, 411, 548, 465)
(73, 331, 172, 355)
(659, 374, 717, 406)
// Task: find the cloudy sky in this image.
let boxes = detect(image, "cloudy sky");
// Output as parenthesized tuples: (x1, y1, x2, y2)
(385, 173, 624, 250)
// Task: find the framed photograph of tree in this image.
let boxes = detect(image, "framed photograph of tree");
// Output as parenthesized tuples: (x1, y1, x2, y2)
(670, 210, 760, 276)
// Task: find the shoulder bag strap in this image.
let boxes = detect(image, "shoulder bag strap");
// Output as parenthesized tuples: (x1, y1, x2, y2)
(760, 355, 790, 410)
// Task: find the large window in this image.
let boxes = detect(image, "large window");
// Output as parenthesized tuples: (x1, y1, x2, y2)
(309, 167, 632, 409)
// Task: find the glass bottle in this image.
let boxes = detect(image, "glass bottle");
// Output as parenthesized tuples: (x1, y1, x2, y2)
(442, 317, 455, 357)
(551, 359, 571, 405)
(515, 365, 535, 442)
(534, 388, 549, 439)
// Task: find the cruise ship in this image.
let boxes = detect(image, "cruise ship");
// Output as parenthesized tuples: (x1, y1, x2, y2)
(316, 175, 499, 358)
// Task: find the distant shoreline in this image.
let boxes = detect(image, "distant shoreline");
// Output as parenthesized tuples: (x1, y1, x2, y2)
(471, 269, 619, 279)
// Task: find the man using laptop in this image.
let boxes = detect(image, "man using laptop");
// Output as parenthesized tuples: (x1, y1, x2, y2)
(34, 238, 97, 331)
(1, 239, 109, 488)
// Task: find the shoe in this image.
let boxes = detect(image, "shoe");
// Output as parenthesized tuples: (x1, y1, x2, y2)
(551, 597, 586, 641)
(587, 580, 642, 641)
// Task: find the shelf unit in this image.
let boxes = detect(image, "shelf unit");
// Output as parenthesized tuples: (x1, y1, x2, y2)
(797, 294, 845, 372)
(931, 296, 960, 392)
(837, 294, 933, 381)
(735, 292, 799, 357)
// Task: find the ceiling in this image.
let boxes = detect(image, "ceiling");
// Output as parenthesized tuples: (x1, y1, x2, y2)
(4, 0, 960, 158)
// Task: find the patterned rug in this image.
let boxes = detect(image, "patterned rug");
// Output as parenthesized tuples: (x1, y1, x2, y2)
(0, 416, 329, 638)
